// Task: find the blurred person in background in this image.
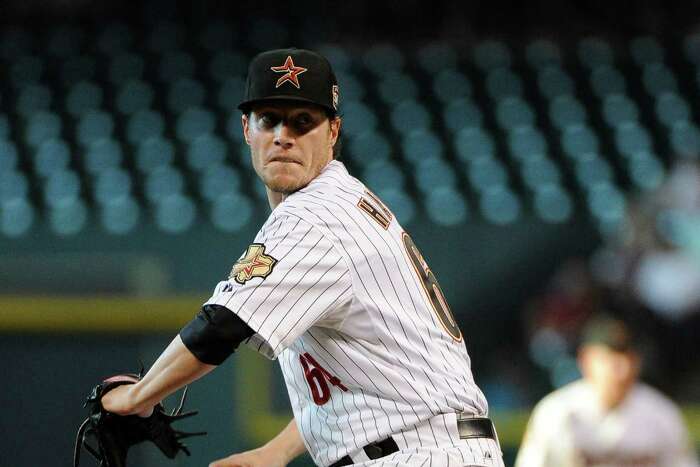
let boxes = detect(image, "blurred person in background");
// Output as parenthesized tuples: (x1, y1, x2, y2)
(515, 314, 698, 467)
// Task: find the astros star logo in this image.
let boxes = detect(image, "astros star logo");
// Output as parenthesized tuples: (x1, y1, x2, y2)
(229, 244, 278, 284)
(270, 55, 307, 89)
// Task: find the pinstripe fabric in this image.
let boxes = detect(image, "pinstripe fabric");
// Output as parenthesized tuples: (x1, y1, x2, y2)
(205, 161, 497, 467)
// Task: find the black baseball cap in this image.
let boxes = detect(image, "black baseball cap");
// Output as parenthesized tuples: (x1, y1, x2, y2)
(238, 48, 339, 115)
(580, 315, 637, 352)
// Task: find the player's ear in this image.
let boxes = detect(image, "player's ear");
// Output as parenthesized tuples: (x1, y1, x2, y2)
(329, 116, 341, 148)
(241, 114, 251, 145)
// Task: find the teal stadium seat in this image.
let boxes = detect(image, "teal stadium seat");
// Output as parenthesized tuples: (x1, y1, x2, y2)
(425, 186, 468, 226)
(116, 80, 155, 115)
(525, 39, 562, 69)
(473, 40, 512, 70)
(84, 139, 123, 174)
(65, 81, 103, 117)
(76, 110, 114, 147)
(126, 110, 165, 145)
(136, 137, 175, 173)
(26, 111, 62, 148)
(176, 107, 216, 143)
(348, 130, 391, 167)
(417, 42, 458, 73)
(34, 139, 70, 178)
(109, 53, 145, 87)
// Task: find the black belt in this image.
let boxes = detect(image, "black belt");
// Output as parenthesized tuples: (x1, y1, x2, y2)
(329, 417, 496, 467)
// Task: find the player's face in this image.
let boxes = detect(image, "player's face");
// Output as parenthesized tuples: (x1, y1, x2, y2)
(242, 102, 340, 195)
(579, 344, 640, 410)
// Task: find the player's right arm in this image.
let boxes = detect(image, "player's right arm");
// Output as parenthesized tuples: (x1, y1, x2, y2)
(209, 419, 307, 467)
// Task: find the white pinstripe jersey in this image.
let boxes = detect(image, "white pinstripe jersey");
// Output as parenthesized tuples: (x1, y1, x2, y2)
(206, 160, 489, 466)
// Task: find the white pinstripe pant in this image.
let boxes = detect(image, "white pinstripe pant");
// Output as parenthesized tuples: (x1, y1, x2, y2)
(338, 413, 505, 467)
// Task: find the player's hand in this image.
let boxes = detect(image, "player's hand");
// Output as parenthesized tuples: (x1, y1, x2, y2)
(208, 446, 287, 467)
(100, 383, 154, 417)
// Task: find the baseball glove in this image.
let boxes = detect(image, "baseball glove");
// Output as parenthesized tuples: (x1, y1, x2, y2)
(73, 372, 205, 467)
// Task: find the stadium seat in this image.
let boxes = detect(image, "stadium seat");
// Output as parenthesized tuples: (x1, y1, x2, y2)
(362, 160, 406, 192)
(455, 126, 496, 162)
(432, 69, 472, 103)
(100, 196, 140, 234)
(425, 186, 468, 226)
(65, 81, 104, 117)
(176, 107, 216, 143)
(135, 136, 175, 173)
(561, 124, 600, 160)
(589, 65, 627, 98)
(507, 126, 548, 162)
(655, 92, 691, 127)
(549, 95, 587, 130)
(630, 36, 665, 65)
(9, 55, 44, 87)
(108, 52, 145, 86)
(25, 111, 62, 148)
(0, 140, 18, 172)
(402, 129, 444, 163)
(16, 84, 52, 117)
(519, 155, 563, 189)
(474, 40, 512, 70)
(33, 139, 70, 178)
(208, 50, 247, 83)
(338, 100, 378, 137)
(199, 164, 242, 201)
(578, 37, 614, 69)
(532, 184, 573, 223)
(48, 197, 88, 236)
(390, 100, 431, 131)
(158, 51, 196, 83)
(479, 185, 521, 224)
(0, 169, 29, 202)
(186, 134, 227, 172)
(574, 153, 614, 189)
(348, 130, 392, 166)
(43, 169, 81, 208)
(626, 151, 665, 191)
(417, 42, 458, 73)
(601, 94, 639, 127)
(363, 43, 405, 76)
(642, 62, 678, 96)
(93, 168, 133, 204)
(0, 115, 8, 140)
(126, 109, 165, 144)
(60, 55, 97, 88)
(145, 165, 186, 203)
(84, 139, 123, 174)
(537, 66, 575, 100)
(466, 155, 509, 192)
(147, 20, 184, 55)
(495, 97, 536, 130)
(443, 97, 484, 133)
(115, 79, 155, 115)
(47, 26, 84, 59)
(670, 121, 700, 159)
(154, 193, 197, 233)
(210, 193, 253, 233)
(375, 188, 415, 224)
(414, 157, 458, 194)
(614, 121, 653, 157)
(76, 110, 114, 147)
(526, 39, 562, 68)
(485, 67, 523, 99)
(0, 197, 34, 237)
(377, 72, 419, 104)
(216, 76, 246, 111)
(167, 78, 207, 114)
(97, 22, 134, 55)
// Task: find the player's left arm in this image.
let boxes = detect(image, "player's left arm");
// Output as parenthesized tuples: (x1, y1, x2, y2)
(101, 334, 214, 415)
(102, 304, 255, 415)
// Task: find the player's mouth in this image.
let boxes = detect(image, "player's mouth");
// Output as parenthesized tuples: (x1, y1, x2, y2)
(268, 156, 302, 165)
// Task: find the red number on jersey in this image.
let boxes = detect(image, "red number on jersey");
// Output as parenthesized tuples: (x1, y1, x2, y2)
(299, 352, 348, 405)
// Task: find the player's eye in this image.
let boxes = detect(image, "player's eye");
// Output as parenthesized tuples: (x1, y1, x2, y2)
(258, 113, 280, 128)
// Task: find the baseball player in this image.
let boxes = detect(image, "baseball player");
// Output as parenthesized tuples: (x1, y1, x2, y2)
(515, 315, 698, 467)
(100, 48, 504, 467)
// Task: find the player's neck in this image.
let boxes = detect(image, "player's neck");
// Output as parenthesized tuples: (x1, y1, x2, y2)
(266, 188, 287, 210)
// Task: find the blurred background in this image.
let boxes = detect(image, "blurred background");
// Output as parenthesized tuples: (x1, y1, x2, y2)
(1, 0, 700, 465)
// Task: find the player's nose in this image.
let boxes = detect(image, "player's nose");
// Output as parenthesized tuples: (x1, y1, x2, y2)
(273, 122, 295, 149)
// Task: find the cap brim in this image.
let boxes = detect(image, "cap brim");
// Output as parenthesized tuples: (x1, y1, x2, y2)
(238, 96, 335, 113)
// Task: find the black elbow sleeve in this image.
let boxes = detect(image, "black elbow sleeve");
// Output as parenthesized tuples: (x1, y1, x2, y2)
(180, 304, 256, 365)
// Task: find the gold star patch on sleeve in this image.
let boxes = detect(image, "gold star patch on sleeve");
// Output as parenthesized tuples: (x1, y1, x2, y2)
(229, 243, 278, 284)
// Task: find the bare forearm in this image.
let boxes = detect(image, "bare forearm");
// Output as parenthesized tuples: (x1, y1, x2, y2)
(263, 419, 307, 463)
(102, 335, 216, 415)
